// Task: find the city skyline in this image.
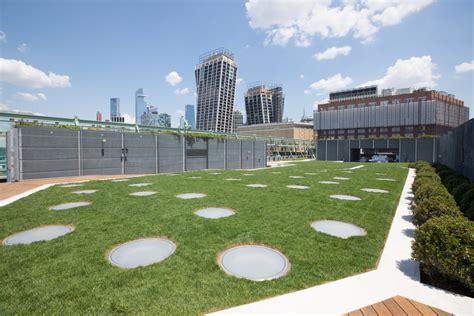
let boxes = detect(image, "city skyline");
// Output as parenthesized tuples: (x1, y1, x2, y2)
(0, 0, 473, 128)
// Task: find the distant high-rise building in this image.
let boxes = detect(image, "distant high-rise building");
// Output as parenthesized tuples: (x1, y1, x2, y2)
(96, 111, 102, 121)
(135, 88, 147, 124)
(244, 84, 284, 125)
(195, 48, 237, 132)
(232, 109, 243, 132)
(157, 113, 171, 127)
(185, 104, 195, 129)
(270, 86, 284, 123)
(110, 98, 120, 120)
(140, 105, 159, 126)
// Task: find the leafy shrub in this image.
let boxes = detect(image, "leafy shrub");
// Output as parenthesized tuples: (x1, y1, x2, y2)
(465, 201, 474, 221)
(412, 216, 473, 291)
(443, 174, 470, 193)
(413, 160, 431, 170)
(453, 183, 474, 205)
(414, 182, 452, 205)
(416, 171, 440, 181)
(461, 189, 474, 214)
(412, 178, 441, 195)
(412, 195, 462, 226)
(438, 169, 455, 181)
(431, 162, 447, 171)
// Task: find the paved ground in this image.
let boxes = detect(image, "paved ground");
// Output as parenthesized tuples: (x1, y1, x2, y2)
(211, 169, 473, 315)
(0, 175, 142, 205)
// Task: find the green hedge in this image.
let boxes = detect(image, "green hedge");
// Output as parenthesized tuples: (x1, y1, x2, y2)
(443, 174, 470, 193)
(412, 196, 462, 226)
(413, 182, 453, 205)
(412, 215, 473, 291)
(453, 183, 474, 205)
(461, 189, 474, 220)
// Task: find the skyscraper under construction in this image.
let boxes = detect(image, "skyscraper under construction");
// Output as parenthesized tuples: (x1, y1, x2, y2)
(195, 48, 237, 132)
(245, 83, 285, 125)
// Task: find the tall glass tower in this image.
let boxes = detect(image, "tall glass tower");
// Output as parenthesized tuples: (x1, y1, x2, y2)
(195, 48, 237, 132)
(135, 88, 147, 124)
(110, 98, 120, 120)
(185, 104, 195, 129)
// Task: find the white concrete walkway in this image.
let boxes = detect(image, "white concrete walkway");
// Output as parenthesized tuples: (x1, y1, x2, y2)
(211, 169, 473, 315)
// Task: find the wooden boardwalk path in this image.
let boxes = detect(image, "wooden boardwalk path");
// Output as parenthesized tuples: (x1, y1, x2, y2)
(345, 295, 452, 316)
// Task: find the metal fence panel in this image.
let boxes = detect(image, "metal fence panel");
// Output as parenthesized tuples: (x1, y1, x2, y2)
(241, 140, 254, 169)
(158, 134, 184, 173)
(254, 141, 266, 168)
(20, 126, 80, 179)
(81, 130, 123, 176)
(226, 140, 241, 169)
(124, 133, 156, 174)
(208, 139, 225, 169)
(326, 140, 337, 160)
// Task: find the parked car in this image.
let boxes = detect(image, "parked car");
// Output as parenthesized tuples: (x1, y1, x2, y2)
(369, 155, 389, 163)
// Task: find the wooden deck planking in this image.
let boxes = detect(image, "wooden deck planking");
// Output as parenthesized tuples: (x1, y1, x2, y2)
(345, 296, 453, 316)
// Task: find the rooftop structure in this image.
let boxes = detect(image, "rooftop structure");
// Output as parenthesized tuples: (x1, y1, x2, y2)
(237, 121, 314, 141)
(315, 86, 469, 139)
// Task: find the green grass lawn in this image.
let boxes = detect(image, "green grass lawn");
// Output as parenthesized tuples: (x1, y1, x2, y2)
(0, 161, 408, 315)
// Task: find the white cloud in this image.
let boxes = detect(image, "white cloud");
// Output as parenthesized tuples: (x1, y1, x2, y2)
(360, 55, 439, 89)
(299, 74, 305, 79)
(314, 46, 352, 61)
(304, 89, 311, 94)
(264, 27, 297, 46)
(309, 73, 353, 92)
(236, 78, 244, 85)
(0, 31, 6, 43)
(0, 58, 71, 88)
(17, 43, 28, 53)
(165, 71, 183, 86)
(246, 0, 433, 46)
(122, 113, 135, 124)
(455, 61, 474, 74)
(174, 87, 189, 95)
(14, 92, 47, 102)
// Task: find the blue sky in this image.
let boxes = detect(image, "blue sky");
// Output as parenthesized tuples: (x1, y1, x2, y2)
(1, 0, 473, 127)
